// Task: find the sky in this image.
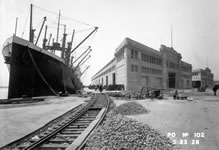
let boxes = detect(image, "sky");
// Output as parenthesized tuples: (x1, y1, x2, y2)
(0, 0, 219, 86)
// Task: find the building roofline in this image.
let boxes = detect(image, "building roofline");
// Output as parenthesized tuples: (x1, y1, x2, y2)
(192, 68, 203, 72)
(91, 58, 115, 79)
(115, 37, 161, 56)
(192, 67, 212, 72)
(181, 60, 192, 67)
(92, 37, 162, 80)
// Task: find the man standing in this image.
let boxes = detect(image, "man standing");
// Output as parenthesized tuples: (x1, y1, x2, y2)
(213, 85, 217, 96)
(99, 84, 103, 93)
(173, 90, 178, 100)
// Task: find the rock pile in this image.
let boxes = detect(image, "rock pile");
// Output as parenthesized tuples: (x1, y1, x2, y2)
(113, 102, 149, 115)
(84, 114, 175, 150)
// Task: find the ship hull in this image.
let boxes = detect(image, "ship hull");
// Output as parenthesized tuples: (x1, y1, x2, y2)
(2, 36, 82, 99)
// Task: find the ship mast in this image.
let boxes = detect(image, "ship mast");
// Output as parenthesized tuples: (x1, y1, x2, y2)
(14, 17, 18, 36)
(61, 25, 67, 59)
(56, 10, 61, 43)
(64, 27, 98, 60)
(65, 29, 75, 65)
(29, 4, 34, 43)
(43, 25, 48, 49)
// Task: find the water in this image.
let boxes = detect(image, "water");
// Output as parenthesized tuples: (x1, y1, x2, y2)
(0, 87, 8, 99)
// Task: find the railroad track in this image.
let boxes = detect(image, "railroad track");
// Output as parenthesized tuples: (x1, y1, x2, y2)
(1, 94, 110, 150)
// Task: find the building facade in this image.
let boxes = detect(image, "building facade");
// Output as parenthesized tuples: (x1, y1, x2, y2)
(91, 38, 192, 91)
(192, 68, 214, 88)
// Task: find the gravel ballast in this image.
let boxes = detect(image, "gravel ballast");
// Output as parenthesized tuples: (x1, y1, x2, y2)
(113, 101, 149, 115)
(85, 114, 175, 150)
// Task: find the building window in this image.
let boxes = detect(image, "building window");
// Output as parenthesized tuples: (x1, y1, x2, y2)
(152, 57, 155, 64)
(142, 66, 161, 75)
(131, 65, 134, 72)
(192, 72, 199, 76)
(131, 49, 138, 59)
(131, 64, 138, 72)
(169, 62, 175, 69)
(141, 53, 149, 62)
(146, 55, 149, 62)
(141, 53, 162, 66)
(135, 65, 138, 72)
(181, 66, 191, 72)
(112, 73, 116, 85)
(141, 53, 145, 61)
(131, 49, 134, 58)
(106, 76, 108, 86)
(135, 51, 138, 59)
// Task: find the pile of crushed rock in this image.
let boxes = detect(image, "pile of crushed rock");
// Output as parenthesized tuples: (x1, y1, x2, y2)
(113, 101, 149, 115)
(84, 114, 175, 150)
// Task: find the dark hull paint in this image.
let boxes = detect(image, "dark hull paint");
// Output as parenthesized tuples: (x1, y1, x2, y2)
(7, 42, 81, 99)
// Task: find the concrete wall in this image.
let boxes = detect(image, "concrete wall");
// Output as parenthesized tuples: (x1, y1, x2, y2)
(91, 59, 116, 86)
(125, 46, 163, 91)
(126, 47, 140, 91)
(115, 48, 126, 86)
(160, 45, 192, 89)
(91, 38, 193, 91)
(192, 68, 214, 88)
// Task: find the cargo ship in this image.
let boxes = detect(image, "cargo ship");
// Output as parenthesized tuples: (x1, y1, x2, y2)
(2, 4, 97, 99)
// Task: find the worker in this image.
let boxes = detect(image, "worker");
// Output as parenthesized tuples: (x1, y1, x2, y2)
(99, 84, 103, 93)
(173, 90, 178, 100)
(213, 85, 217, 96)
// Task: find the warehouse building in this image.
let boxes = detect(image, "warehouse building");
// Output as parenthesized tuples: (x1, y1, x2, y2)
(91, 37, 192, 91)
(192, 67, 214, 88)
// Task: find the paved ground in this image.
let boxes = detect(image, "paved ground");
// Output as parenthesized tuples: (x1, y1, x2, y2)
(113, 96, 219, 150)
(1, 88, 219, 149)
(0, 96, 88, 147)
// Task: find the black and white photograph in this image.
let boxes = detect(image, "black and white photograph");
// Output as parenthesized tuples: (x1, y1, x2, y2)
(0, 0, 219, 149)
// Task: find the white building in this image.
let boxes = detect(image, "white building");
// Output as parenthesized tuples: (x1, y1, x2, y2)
(192, 67, 214, 88)
(91, 37, 192, 91)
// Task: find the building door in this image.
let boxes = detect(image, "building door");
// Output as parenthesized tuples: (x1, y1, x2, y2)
(192, 81, 201, 88)
(168, 73, 176, 88)
(106, 76, 108, 86)
(112, 73, 116, 85)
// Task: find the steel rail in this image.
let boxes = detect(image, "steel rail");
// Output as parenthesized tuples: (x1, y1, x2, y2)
(0, 101, 84, 150)
(75, 94, 110, 150)
(23, 95, 97, 150)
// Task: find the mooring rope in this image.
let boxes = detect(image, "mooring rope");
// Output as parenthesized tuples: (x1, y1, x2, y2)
(27, 46, 59, 96)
